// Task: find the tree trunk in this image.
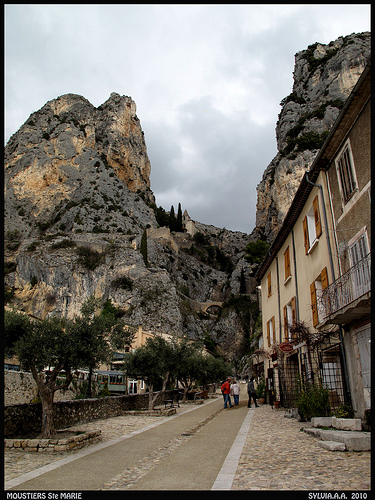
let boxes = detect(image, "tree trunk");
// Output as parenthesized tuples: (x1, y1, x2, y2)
(148, 371, 170, 410)
(30, 365, 72, 439)
(148, 384, 154, 410)
(40, 391, 56, 438)
(181, 384, 190, 403)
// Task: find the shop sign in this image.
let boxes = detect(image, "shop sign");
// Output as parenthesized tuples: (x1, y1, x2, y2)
(279, 341, 294, 353)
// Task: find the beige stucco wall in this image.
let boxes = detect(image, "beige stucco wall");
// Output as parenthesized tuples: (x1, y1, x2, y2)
(260, 171, 336, 356)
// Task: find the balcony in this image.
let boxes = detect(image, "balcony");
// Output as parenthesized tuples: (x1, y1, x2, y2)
(318, 253, 371, 325)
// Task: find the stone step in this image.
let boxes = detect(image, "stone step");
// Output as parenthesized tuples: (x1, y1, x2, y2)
(311, 416, 362, 431)
(319, 430, 371, 451)
(304, 427, 371, 451)
(317, 440, 346, 451)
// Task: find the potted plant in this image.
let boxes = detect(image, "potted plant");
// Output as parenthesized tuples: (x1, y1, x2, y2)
(256, 378, 266, 404)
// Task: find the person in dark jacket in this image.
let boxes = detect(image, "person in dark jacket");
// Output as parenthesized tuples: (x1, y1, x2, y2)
(247, 376, 259, 408)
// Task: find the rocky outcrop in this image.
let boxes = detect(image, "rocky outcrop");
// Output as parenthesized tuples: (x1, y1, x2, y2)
(4, 93, 257, 361)
(4, 92, 155, 240)
(255, 32, 371, 243)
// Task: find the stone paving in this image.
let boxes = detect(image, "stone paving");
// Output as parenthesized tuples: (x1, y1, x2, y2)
(232, 405, 371, 490)
(4, 412, 163, 482)
(4, 403, 371, 490)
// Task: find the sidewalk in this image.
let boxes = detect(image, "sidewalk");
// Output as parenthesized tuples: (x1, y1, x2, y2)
(232, 405, 371, 490)
(4, 398, 371, 491)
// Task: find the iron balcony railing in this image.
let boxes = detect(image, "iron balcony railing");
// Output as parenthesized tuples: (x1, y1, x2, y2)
(319, 253, 371, 319)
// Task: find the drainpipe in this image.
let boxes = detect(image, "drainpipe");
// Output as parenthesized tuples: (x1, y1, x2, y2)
(275, 256, 282, 343)
(291, 229, 300, 322)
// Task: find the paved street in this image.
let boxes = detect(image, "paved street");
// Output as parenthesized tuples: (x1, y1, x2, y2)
(4, 387, 371, 492)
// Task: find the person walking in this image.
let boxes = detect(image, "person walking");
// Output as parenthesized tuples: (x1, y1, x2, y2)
(247, 376, 259, 408)
(221, 377, 233, 409)
(231, 379, 240, 405)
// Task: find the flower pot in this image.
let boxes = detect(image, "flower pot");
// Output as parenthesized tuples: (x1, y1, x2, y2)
(258, 397, 265, 404)
(274, 401, 280, 409)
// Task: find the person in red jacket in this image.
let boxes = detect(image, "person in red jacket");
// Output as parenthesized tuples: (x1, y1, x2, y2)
(221, 377, 233, 409)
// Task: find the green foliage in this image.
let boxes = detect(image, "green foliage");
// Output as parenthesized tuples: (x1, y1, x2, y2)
(189, 232, 233, 273)
(296, 382, 331, 421)
(176, 203, 183, 232)
(295, 130, 329, 151)
(153, 203, 184, 232)
(140, 230, 148, 266)
(280, 91, 306, 107)
(4, 261, 17, 275)
(5, 230, 21, 250)
(244, 239, 269, 267)
(76, 246, 104, 270)
(123, 335, 175, 401)
(101, 298, 125, 319)
(111, 275, 133, 291)
(256, 378, 266, 398)
(302, 44, 340, 75)
(99, 380, 111, 398)
(332, 404, 355, 419)
(193, 232, 210, 246)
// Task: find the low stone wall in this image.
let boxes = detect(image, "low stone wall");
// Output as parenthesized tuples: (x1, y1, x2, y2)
(4, 390, 178, 438)
(4, 430, 101, 452)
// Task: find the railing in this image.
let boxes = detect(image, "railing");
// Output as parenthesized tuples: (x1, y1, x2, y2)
(319, 253, 371, 319)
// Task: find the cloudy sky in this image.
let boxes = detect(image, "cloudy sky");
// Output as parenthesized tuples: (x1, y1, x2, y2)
(4, 4, 370, 233)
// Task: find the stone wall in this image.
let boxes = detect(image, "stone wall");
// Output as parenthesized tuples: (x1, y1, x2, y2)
(4, 390, 178, 438)
(4, 370, 96, 405)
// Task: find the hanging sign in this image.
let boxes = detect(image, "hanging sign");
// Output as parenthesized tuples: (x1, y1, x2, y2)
(279, 341, 294, 353)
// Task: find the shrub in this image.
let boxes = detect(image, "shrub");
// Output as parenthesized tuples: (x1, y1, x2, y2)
(244, 239, 269, 266)
(296, 382, 331, 421)
(112, 276, 133, 291)
(76, 246, 104, 270)
(333, 404, 355, 419)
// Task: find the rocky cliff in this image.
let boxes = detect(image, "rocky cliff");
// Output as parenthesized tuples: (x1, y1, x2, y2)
(4, 93, 257, 362)
(4, 31, 370, 362)
(255, 32, 371, 243)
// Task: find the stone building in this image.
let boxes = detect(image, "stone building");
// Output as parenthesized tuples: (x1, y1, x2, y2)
(255, 62, 370, 420)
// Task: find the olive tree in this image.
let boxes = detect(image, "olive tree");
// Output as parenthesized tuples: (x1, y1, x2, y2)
(4, 297, 134, 438)
(123, 335, 176, 410)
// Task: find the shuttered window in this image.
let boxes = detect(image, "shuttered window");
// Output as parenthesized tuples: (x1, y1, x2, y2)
(311, 268, 329, 327)
(284, 297, 297, 341)
(310, 281, 318, 327)
(313, 195, 322, 238)
(267, 272, 272, 297)
(284, 247, 291, 281)
(303, 216, 310, 254)
(303, 195, 322, 254)
(267, 317, 275, 346)
(336, 141, 358, 204)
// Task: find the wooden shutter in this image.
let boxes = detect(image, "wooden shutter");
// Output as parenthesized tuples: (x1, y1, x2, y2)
(267, 272, 272, 297)
(291, 297, 297, 341)
(321, 267, 329, 289)
(313, 195, 322, 238)
(271, 316, 276, 344)
(310, 281, 318, 327)
(283, 305, 288, 341)
(303, 216, 310, 254)
(267, 320, 270, 346)
(284, 247, 291, 280)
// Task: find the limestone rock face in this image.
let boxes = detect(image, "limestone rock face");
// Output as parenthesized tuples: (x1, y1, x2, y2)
(4, 94, 256, 360)
(255, 32, 371, 243)
(4, 92, 154, 239)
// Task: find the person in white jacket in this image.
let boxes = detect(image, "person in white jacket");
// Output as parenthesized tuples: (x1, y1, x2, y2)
(230, 380, 240, 405)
